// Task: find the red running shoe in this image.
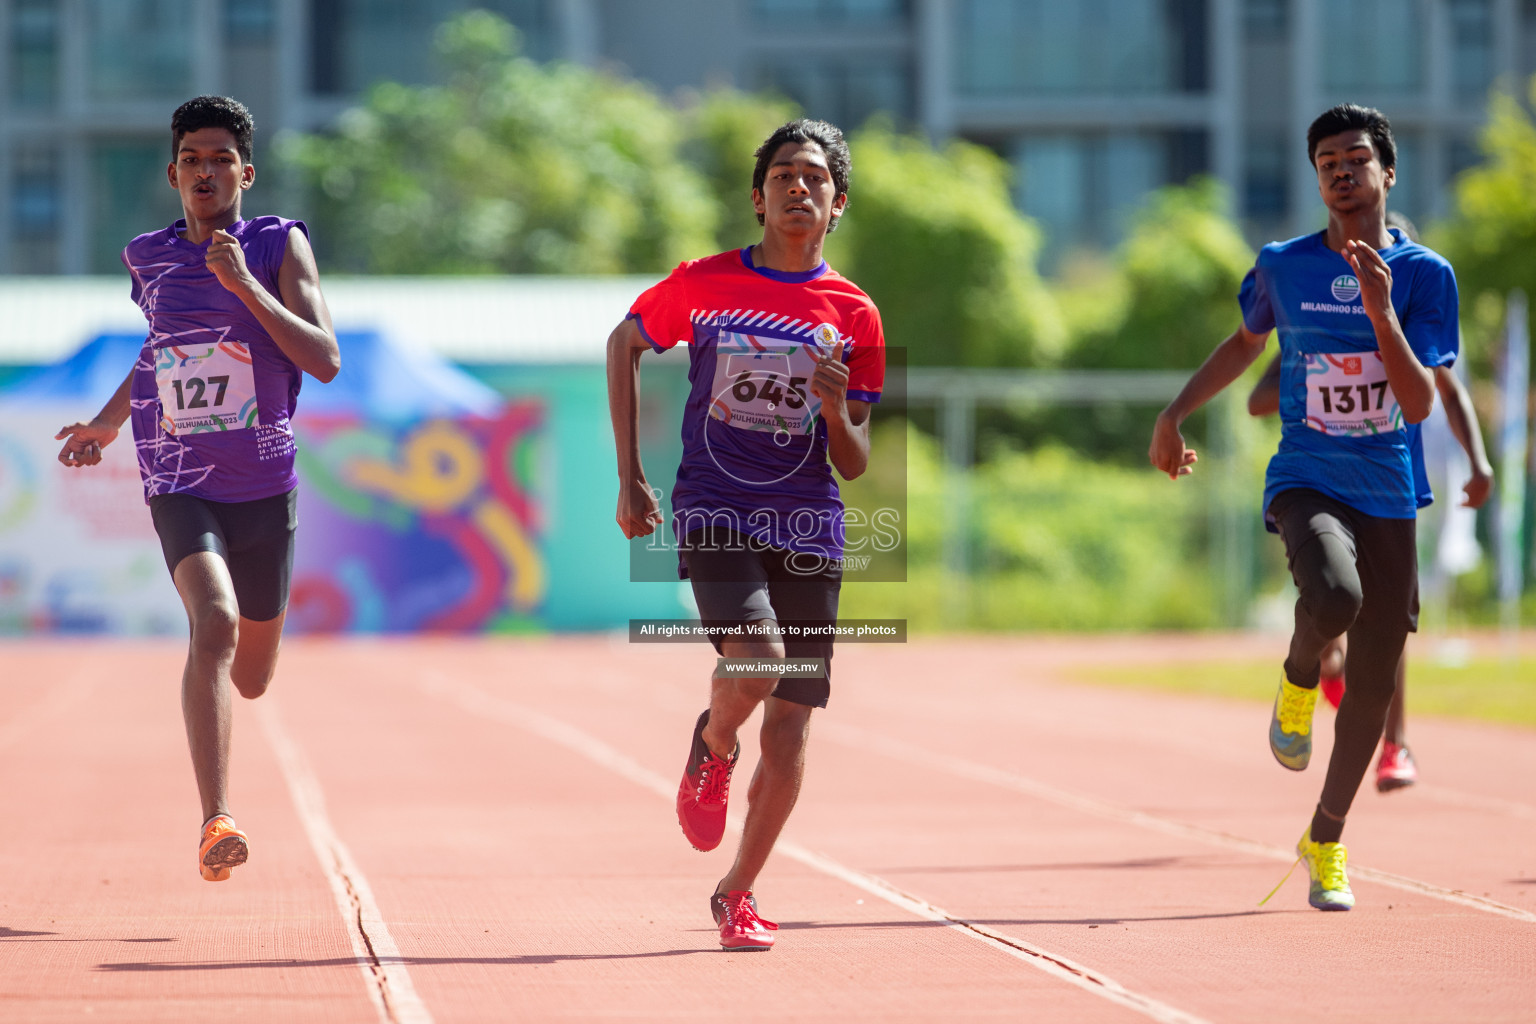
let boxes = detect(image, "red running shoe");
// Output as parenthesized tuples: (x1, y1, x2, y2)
(1319, 674, 1346, 711)
(711, 889, 777, 951)
(1376, 741, 1418, 792)
(677, 710, 738, 852)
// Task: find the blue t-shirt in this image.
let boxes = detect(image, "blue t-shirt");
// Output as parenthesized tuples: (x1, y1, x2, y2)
(1239, 228, 1458, 523)
(1408, 423, 1431, 508)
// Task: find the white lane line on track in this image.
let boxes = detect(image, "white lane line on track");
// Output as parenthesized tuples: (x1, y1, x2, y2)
(256, 701, 434, 1024)
(0, 672, 92, 754)
(815, 720, 1536, 925)
(1413, 783, 1536, 822)
(417, 671, 1212, 1024)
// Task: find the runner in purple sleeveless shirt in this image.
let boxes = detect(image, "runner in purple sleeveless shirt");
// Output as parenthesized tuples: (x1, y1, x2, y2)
(55, 96, 340, 883)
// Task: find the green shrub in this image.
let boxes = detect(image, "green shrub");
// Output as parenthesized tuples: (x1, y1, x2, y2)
(840, 423, 1226, 631)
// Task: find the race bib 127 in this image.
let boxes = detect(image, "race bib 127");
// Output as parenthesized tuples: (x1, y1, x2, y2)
(1303, 351, 1402, 436)
(155, 341, 259, 436)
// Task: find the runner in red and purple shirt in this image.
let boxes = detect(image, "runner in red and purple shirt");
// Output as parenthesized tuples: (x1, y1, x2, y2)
(56, 96, 339, 883)
(608, 119, 885, 951)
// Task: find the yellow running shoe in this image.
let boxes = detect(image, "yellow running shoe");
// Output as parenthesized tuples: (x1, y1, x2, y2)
(199, 814, 249, 882)
(1297, 828, 1354, 911)
(1269, 675, 1318, 771)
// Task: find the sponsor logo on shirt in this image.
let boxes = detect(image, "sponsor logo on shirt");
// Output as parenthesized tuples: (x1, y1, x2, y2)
(1298, 274, 1367, 315)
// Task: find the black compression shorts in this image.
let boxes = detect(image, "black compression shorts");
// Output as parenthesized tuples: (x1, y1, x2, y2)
(679, 527, 842, 709)
(149, 489, 297, 623)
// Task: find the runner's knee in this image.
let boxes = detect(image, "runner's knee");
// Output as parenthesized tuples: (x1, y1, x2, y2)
(1304, 578, 1362, 639)
(759, 703, 811, 764)
(188, 600, 239, 655)
(1293, 536, 1361, 638)
(230, 662, 275, 700)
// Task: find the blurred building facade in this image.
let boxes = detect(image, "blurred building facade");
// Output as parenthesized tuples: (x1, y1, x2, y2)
(2, 0, 1533, 274)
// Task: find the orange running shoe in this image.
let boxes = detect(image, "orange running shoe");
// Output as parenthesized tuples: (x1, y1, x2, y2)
(711, 889, 777, 951)
(199, 814, 249, 881)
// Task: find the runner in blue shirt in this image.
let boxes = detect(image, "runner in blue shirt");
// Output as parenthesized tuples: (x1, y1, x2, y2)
(1149, 105, 1458, 911)
(1247, 211, 1494, 794)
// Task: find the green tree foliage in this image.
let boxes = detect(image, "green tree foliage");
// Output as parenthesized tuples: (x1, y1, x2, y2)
(1436, 86, 1536, 373)
(825, 124, 1066, 367)
(1066, 178, 1253, 369)
(680, 89, 799, 252)
(839, 423, 1226, 630)
(1438, 89, 1536, 294)
(282, 11, 717, 274)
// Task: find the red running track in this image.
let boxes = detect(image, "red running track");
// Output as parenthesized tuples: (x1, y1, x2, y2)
(1, 635, 1532, 1023)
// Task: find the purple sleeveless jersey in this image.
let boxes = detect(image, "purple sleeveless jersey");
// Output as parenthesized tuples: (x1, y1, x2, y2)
(124, 216, 305, 504)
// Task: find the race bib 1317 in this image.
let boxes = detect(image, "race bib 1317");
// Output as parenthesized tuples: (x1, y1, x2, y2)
(1303, 351, 1402, 436)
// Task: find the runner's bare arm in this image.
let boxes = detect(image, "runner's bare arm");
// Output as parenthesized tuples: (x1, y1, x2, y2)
(55, 366, 133, 468)
(1343, 239, 1433, 423)
(1150, 325, 1270, 480)
(810, 341, 870, 480)
(1434, 366, 1494, 508)
(607, 318, 664, 539)
(1247, 353, 1282, 417)
(205, 225, 340, 383)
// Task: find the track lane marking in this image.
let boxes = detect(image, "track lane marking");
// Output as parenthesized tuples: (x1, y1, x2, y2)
(257, 700, 433, 1024)
(417, 671, 1213, 1024)
(1412, 783, 1536, 822)
(815, 720, 1536, 925)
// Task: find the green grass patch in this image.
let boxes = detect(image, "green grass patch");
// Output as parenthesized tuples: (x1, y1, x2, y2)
(1073, 657, 1536, 729)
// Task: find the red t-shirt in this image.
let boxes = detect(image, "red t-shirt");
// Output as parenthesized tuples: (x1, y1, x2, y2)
(628, 248, 885, 566)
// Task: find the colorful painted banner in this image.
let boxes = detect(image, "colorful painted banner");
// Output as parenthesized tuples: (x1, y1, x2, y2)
(0, 405, 186, 634)
(288, 403, 547, 633)
(0, 402, 548, 636)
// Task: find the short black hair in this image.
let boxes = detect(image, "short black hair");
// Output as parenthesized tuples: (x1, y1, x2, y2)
(752, 119, 851, 231)
(171, 95, 254, 163)
(1307, 103, 1395, 171)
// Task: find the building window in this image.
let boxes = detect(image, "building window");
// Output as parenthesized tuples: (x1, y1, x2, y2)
(11, 146, 60, 275)
(85, 0, 194, 101)
(1450, 0, 1494, 101)
(958, 0, 1207, 97)
(225, 0, 277, 43)
(752, 0, 909, 24)
(1387, 132, 1422, 223)
(1014, 130, 1202, 252)
(310, 0, 552, 96)
(89, 141, 185, 274)
(1448, 134, 1482, 179)
(10, 0, 58, 108)
(1244, 0, 1287, 39)
(1320, 0, 1425, 95)
(1243, 132, 1288, 219)
(756, 57, 911, 128)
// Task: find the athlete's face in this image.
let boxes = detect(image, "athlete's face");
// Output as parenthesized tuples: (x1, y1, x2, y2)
(168, 127, 253, 223)
(1312, 129, 1393, 216)
(753, 142, 846, 238)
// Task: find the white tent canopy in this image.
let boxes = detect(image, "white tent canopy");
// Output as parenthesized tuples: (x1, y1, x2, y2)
(0, 275, 659, 365)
